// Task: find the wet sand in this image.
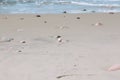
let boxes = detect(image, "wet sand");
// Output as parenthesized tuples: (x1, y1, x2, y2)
(0, 13, 120, 80)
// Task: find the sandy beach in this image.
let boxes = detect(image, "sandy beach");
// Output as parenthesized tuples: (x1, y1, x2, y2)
(0, 13, 120, 80)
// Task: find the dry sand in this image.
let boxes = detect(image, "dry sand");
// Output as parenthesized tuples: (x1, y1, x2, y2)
(0, 13, 120, 80)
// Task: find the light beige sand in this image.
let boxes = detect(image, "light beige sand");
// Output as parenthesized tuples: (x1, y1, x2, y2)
(0, 13, 120, 80)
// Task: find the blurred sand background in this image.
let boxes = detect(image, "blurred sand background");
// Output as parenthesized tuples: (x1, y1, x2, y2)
(0, 13, 120, 80)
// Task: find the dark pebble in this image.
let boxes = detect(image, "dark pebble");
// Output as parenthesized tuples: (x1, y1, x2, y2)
(20, 18, 24, 20)
(44, 21, 47, 23)
(18, 50, 22, 52)
(36, 15, 41, 17)
(63, 11, 67, 13)
(82, 9, 87, 11)
(74, 64, 77, 67)
(76, 17, 80, 19)
(109, 12, 114, 14)
(21, 41, 26, 43)
(56, 36, 61, 38)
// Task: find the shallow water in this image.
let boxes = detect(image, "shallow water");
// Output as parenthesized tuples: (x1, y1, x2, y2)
(0, 0, 120, 14)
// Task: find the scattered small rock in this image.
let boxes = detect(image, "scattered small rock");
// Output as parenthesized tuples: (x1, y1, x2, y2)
(56, 36, 62, 42)
(44, 21, 47, 23)
(66, 40, 69, 42)
(20, 40, 26, 43)
(20, 18, 24, 20)
(63, 11, 67, 13)
(36, 15, 41, 17)
(59, 26, 69, 29)
(93, 22, 103, 26)
(56, 36, 61, 38)
(76, 17, 80, 19)
(109, 12, 114, 14)
(74, 64, 77, 67)
(56, 75, 67, 79)
(56, 75, 72, 79)
(82, 9, 87, 11)
(17, 50, 22, 53)
(95, 22, 103, 26)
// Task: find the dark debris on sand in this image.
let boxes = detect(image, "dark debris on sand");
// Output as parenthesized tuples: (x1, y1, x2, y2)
(36, 15, 41, 17)
(76, 17, 80, 19)
(56, 75, 71, 79)
(63, 11, 67, 14)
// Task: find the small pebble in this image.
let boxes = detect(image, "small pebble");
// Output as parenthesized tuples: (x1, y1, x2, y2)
(56, 36, 62, 42)
(59, 26, 68, 29)
(20, 40, 26, 43)
(17, 50, 22, 52)
(109, 12, 114, 14)
(44, 21, 47, 23)
(63, 11, 67, 13)
(36, 15, 41, 17)
(20, 18, 24, 20)
(94, 22, 103, 26)
(82, 9, 87, 11)
(74, 64, 77, 67)
(76, 17, 80, 19)
(56, 36, 61, 38)
(57, 38, 62, 42)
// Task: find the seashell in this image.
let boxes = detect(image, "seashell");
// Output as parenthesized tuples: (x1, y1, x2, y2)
(94, 22, 103, 26)
(57, 38, 62, 42)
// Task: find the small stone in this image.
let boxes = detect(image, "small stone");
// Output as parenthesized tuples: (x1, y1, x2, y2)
(20, 40, 26, 43)
(17, 50, 22, 52)
(63, 11, 67, 13)
(57, 38, 62, 42)
(82, 9, 87, 11)
(56, 36, 61, 38)
(20, 18, 24, 20)
(44, 21, 47, 23)
(74, 64, 77, 67)
(36, 15, 41, 17)
(66, 40, 69, 42)
(94, 22, 103, 26)
(109, 12, 114, 14)
(76, 17, 80, 19)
